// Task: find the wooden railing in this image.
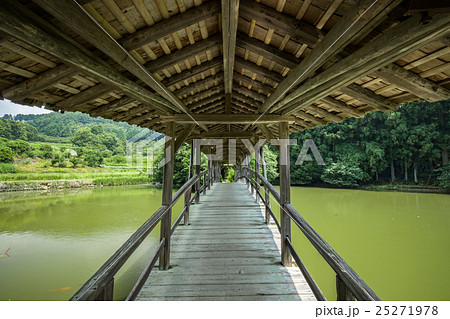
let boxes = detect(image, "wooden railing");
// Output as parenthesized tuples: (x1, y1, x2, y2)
(70, 169, 209, 301)
(237, 167, 380, 301)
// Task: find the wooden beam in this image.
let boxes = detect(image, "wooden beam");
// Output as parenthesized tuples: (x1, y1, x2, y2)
(33, 0, 184, 114)
(160, 114, 294, 124)
(175, 124, 195, 152)
(163, 57, 222, 87)
(90, 96, 135, 117)
(196, 100, 225, 114)
(160, 121, 174, 270)
(259, 0, 402, 113)
(321, 96, 365, 117)
(146, 34, 222, 73)
(373, 63, 450, 102)
(189, 93, 223, 111)
(121, 1, 221, 51)
(0, 1, 174, 115)
(1, 64, 77, 101)
(305, 105, 344, 122)
(235, 56, 284, 84)
(236, 33, 299, 69)
(56, 83, 112, 109)
(279, 121, 292, 267)
(339, 84, 398, 111)
(222, 0, 239, 113)
(234, 72, 274, 96)
(233, 85, 265, 102)
(112, 105, 153, 122)
(233, 90, 262, 108)
(239, 0, 323, 47)
(277, 12, 450, 115)
(190, 131, 256, 139)
(174, 74, 223, 98)
(183, 85, 224, 105)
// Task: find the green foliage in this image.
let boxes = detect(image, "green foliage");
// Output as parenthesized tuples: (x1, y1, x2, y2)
(69, 156, 81, 168)
(0, 146, 14, 163)
(321, 161, 364, 186)
(0, 118, 39, 141)
(0, 163, 20, 173)
(6, 139, 31, 157)
(436, 164, 450, 189)
(39, 144, 53, 159)
(83, 149, 104, 167)
(227, 167, 235, 182)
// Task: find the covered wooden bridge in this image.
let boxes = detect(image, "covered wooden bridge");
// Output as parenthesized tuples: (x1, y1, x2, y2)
(0, 0, 449, 301)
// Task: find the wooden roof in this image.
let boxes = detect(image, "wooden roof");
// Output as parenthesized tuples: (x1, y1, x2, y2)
(0, 0, 449, 160)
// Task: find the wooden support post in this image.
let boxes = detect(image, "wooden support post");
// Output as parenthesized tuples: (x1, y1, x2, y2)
(184, 141, 195, 225)
(160, 122, 174, 270)
(208, 159, 211, 190)
(245, 156, 250, 188)
(250, 156, 255, 196)
(255, 147, 260, 204)
(337, 275, 356, 301)
(279, 122, 292, 267)
(195, 141, 200, 204)
(94, 278, 114, 301)
(261, 146, 271, 225)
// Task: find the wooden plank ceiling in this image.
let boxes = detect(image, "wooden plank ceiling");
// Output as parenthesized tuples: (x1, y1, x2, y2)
(0, 0, 449, 161)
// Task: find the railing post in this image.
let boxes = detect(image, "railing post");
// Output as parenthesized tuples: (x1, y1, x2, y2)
(195, 141, 200, 204)
(279, 121, 292, 267)
(160, 121, 174, 270)
(208, 159, 211, 190)
(210, 160, 214, 187)
(255, 146, 260, 203)
(184, 141, 194, 225)
(261, 146, 271, 224)
(94, 278, 114, 301)
(337, 275, 356, 301)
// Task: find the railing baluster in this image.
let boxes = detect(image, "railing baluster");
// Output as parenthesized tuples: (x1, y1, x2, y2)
(337, 275, 356, 301)
(94, 278, 114, 301)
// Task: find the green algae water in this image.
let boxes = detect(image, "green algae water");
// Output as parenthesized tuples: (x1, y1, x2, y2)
(0, 185, 449, 300)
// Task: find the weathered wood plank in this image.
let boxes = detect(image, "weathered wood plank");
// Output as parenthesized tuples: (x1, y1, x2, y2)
(136, 182, 315, 301)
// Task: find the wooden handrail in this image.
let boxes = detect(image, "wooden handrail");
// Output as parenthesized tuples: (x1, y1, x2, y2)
(125, 238, 166, 301)
(238, 167, 380, 301)
(285, 237, 326, 301)
(70, 169, 207, 301)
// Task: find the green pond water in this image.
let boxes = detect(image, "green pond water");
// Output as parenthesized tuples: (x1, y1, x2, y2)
(0, 184, 448, 301)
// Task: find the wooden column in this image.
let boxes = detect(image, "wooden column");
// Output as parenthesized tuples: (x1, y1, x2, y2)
(254, 147, 260, 203)
(279, 121, 292, 267)
(261, 146, 271, 225)
(245, 156, 250, 188)
(337, 276, 356, 301)
(250, 156, 255, 196)
(208, 159, 211, 190)
(184, 141, 195, 225)
(210, 160, 214, 187)
(195, 141, 200, 204)
(160, 122, 175, 270)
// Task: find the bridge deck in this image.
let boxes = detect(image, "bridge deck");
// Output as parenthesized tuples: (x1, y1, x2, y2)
(136, 182, 315, 301)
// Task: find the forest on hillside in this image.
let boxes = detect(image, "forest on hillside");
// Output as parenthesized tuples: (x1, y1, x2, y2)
(0, 99, 449, 189)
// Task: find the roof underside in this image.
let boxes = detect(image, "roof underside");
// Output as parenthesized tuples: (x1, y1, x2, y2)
(0, 0, 449, 161)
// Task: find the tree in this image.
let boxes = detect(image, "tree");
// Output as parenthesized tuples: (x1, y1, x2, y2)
(0, 146, 14, 163)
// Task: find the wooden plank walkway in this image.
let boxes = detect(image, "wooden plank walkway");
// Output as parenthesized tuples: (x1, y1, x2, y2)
(136, 182, 316, 301)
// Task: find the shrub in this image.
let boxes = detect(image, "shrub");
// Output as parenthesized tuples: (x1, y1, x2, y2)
(39, 144, 53, 159)
(321, 161, 364, 187)
(0, 163, 19, 173)
(436, 164, 450, 189)
(0, 146, 14, 163)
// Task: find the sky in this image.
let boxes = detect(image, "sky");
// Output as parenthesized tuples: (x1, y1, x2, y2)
(0, 99, 53, 117)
